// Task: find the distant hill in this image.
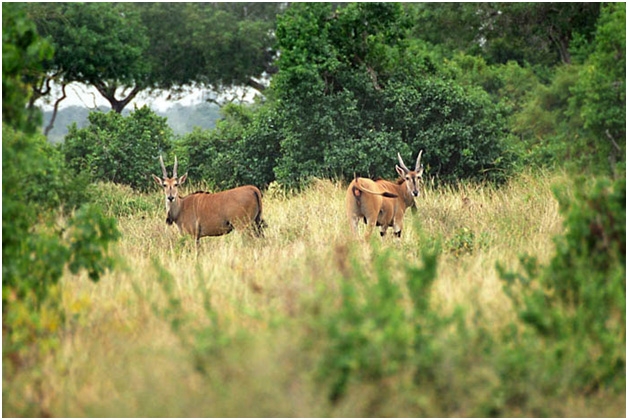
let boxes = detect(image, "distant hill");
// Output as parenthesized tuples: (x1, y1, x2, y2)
(42, 102, 221, 143)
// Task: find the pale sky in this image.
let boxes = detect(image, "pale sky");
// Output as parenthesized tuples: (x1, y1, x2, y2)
(36, 82, 260, 112)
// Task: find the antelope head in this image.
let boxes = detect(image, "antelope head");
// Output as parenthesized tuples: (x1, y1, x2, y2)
(152, 155, 188, 209)
(395, 150, 424, 197)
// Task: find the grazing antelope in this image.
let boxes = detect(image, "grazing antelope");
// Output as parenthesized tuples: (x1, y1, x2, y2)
(346, 150, 424, 239)
(152, 156, 265, 247)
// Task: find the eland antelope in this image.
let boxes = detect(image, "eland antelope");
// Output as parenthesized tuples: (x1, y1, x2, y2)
(346, 150, 424, 239)
(152, 156, 265, 247)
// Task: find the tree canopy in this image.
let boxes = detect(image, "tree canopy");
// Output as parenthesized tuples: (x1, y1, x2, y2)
(27, 2, 283, 113)
(17, 2, 626, 186)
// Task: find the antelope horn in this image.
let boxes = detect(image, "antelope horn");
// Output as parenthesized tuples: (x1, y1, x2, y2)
(173, 156, 178, 179)
(415, 150, 424, 171)
(397, 152, 410, 172)
(159, 155, 168, 178)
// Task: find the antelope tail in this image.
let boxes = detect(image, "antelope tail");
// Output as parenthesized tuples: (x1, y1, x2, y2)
(252, 189, 267, 236)
(355, 178, 398, 198)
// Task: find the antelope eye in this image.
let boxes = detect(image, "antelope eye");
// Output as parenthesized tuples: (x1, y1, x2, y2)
(162, 183, 167, 187)
(174, 183, 179, 187)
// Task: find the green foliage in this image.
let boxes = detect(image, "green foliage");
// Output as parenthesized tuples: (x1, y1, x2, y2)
(506, 4, 625, 174)
(312, 240, 446, 403)
(3, 6, 120, 377)
(62, 106, 173, 192)
(499, 175, 626, 391)
(568, 3, 626, 172)
(29, 2, 150, 112)
(2, 3, 53, 133)
(409, 3, 600, 67)
(2, 125, 100, 310)
(28, 2, 282, 112)
(32, 3, 149, 86)
(512, 65, 582, 168)
(3, 126, 120, 306)
(66, 205, 121, 282)
(269, 3, 514, 189)
(180, 103, 280, 190)
(137, 3, 281, 90)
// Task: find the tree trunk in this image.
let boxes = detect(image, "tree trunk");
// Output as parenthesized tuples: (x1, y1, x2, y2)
(93, 82, 143, 114)
(44, 82, 68, 136)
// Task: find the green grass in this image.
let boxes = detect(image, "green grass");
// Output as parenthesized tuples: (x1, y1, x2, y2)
(3, 170, 625, 417)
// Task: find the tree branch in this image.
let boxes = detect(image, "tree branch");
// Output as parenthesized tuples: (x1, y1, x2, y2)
(605, 129, 621, 152)
(93, 81, 143, 113)
(247, 78, 267, 92)
(44, 82, 68, 136)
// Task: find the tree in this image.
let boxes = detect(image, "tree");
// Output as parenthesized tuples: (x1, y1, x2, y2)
(62, 107, 174, 192)
(137, 3, 281, 95)
(28, 3, 150, 113)
(569, 2, 625, 173)
(408, 3, 601, 67)
(27, 3, 283, 115)
(270, 3, 513, 188)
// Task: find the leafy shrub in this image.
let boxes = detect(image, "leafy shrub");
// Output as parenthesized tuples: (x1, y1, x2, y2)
(508, 4, 625, 174)
(3, 125, 120, 374)
(62, 106, 173, 192)
(2, 3, 53, 134)
(270, 3, 515, 189)
(3, 7, 120, 382)
(568, 2, 625, 174)
(311, 240, 445, 403)
(180, 103, 280, 190)
(499, 174, 626, 391)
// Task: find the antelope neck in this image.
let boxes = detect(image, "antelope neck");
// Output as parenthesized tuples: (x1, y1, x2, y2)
(166, 197, 182, 223)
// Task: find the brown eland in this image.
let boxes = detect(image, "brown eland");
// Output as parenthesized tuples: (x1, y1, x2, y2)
(152, 156, 265, 247)
(345, 150, 424, 239)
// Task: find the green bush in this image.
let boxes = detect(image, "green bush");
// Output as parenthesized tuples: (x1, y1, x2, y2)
(499, 174, 626, 391)
(568, 2, 625, 174)
(180, 103, 280, 190)
(310, 239, 445, 403)
(62, 106, 173, 192)
(270, 3, 514, 188)
(445, 227, 490, 256)
(3, 125, 120, 365)
(3, 5, 120, 377)
(2, 4, 53, 134)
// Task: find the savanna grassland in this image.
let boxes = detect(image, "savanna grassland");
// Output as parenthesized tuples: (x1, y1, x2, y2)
(4, 171, 624, 417)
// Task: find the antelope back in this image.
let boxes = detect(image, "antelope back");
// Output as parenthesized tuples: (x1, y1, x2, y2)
(395, 150, 424, 198)
(177, 185, 264, 238)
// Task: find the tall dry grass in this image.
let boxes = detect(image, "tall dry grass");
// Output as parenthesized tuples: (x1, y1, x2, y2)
(7, 169, 623, 417)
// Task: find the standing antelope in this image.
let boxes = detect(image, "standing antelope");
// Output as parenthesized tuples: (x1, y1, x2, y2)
(152, 156, 265, 247)
(346, 150, 424, 239)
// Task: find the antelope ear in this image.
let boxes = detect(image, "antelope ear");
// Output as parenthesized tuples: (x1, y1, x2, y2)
(179, 173, 188, 184)
(395, 165, 406, 177)
(151, 174, 163, 185)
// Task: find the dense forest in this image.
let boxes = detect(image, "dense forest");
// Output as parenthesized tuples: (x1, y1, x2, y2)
(3, 3, 625, 417)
